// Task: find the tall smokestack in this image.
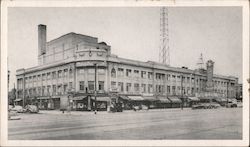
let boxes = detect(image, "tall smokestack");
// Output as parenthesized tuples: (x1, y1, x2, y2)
(38, 24, 46, 56)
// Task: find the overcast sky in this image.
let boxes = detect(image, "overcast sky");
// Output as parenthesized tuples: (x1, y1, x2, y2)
(8, 7, 242, 89)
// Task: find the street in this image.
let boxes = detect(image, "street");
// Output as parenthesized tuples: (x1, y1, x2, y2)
(8, 108, 242, 140)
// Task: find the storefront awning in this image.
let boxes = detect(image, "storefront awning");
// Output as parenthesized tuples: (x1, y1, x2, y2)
(158, 98, 171, 103)
(168, 96, 182, 103)
(215, 98, 227, 102)
(119, 95, 130, 101)
(14, 98, 22, 102)
(143, 96, 158, 101)
(91, 97, 111, 102)
(188, 97, 200, 101)
(72, 96, 87, 101)
(37, 97, 50, 100)
(128, 96, 144, 101)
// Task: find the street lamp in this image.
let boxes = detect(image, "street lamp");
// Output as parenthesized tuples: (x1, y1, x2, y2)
(180, 75, 184, 110)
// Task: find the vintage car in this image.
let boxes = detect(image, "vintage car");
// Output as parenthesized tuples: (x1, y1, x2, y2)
(11, 105, 26, 113)
(25, 105, 39, 113)
(192, 103, 220, 109)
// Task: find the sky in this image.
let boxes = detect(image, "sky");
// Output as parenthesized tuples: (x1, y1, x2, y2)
(8, 7, 242, 90)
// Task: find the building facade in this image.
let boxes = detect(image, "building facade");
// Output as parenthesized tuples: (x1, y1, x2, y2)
(16, 25, 239, 108)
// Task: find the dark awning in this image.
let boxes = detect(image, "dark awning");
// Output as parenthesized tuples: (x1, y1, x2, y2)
(168, 96, 182, 103)
(143, 96, 158, 102)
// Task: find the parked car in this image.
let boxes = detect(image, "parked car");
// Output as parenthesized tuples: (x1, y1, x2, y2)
(226, 101, 237, 108)
(141, 105, 149, 110)
(11, 105, 26, 113)
(25, 105, 39, 113)
(133, 106, 140, 111)
(192, 104, 206, 109)
(237, 102, 243, 108)
(192, 103, 220, 109)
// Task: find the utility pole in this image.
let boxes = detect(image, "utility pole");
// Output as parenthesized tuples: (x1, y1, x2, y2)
(181, 75, 183, 110)
(94, 63, 97, 114)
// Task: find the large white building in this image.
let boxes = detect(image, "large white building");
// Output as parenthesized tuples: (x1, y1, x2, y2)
(15, 25, 239, 110)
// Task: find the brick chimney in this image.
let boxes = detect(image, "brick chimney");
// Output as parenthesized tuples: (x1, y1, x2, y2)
(38, 24, 46, 56)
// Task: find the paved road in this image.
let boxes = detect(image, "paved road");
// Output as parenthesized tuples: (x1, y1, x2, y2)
(8, 108, 242, 140)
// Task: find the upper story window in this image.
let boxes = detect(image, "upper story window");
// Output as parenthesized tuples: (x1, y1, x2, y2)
(52, 72, 57, 79)
(172, 75, 176, 81)
(98, 69, 105, 75)
(126, 69, 132, 77)
(58, 70, 62, 78)
(156, 73, 165, 80)
(88, 69, 95, 74)
(148, 72, 153, 79)
(47, 73, 51, 80)
(111, 68, 116, 78)
(64, 69, 68, 78)
(42, 74, 46, 81)
(78, 69, 84, 75)
(118, 68, 124, 77)
(141, 71, 146, 78)
(69, 69, 73, 78)
(134, 70, 139, 78)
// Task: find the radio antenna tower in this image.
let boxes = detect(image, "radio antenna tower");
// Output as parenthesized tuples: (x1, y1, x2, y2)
(159, 7, 170, 66)
(197, 53, 204, 69)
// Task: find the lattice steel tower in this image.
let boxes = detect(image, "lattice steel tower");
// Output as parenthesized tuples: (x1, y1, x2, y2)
(159, 7, 170, 66)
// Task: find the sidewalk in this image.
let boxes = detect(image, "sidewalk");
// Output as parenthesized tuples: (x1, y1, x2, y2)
(39, 107, 192, 116)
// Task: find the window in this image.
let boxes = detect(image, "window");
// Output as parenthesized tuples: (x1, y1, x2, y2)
(148, 72, 153, 79)
(156, 73, 165, 80)
(52, 85, 56, 95)
(42, 74, 46, 81)
(79, 69, 84, 75)
(98, 81, 104, 91)
(172, 86, 176, 95)
(118, 82, 124, 92)
(98, 69, 105, 75)
(57, 85, 62, 95)
(58, 71, 62, 78)
(88, 81, 94, 91)
(88, 69, 95, 74)
(69, 69, 73, 78)
(126, 69, 131, 77)
(47, 73, 51, 80)
(69, 82, 73, 90)
(126, 83, 132, 92)
(134, 70, 139, 78)
(79, 81, 85, 90)
(111, 68, 116, 78)
(166, 74, 170, 81)
(167, 86, 170, 94)
(47, 85, 51, 96)
(141, 71, 146, 78)
(134, 83, 139, 92)
(111, 81, 116, 89)
(172, 75, 176, 82)
(118, 68, 124, 76)
(142, 84, 146, 93)
(33, 76, 37, 83)
(52, 72, 57, 79)
(148, 84, 153, 93)
(63, 84, 68, 94)
(42, 86, 45, 96)
(187, 77, 190, 83)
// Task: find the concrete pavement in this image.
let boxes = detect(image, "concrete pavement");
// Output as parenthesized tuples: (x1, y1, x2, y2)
(8, 108, 242, 140)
